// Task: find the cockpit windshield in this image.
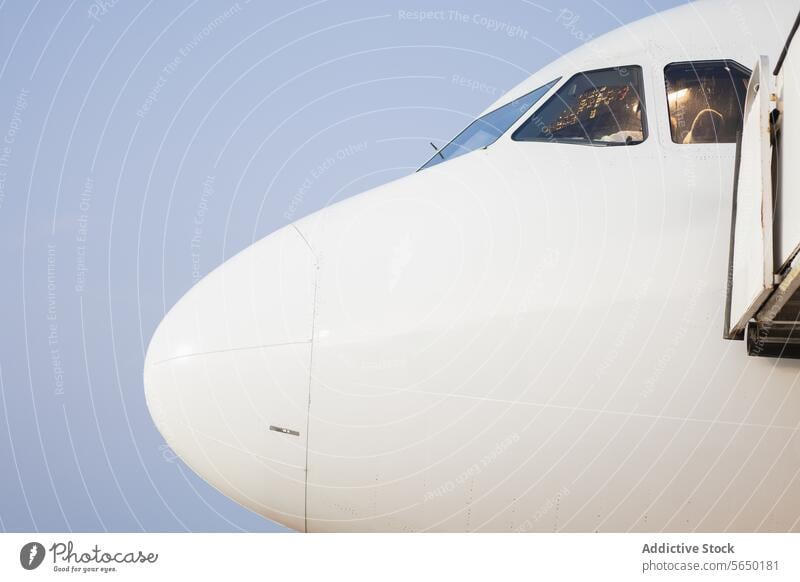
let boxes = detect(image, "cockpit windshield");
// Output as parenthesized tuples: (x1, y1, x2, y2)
(419, 78, 559, 170)
(664, 60, 750, 144)
(513, 66, 646, 146)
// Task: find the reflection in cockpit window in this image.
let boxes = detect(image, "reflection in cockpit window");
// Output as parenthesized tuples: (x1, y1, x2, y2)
(664, 60, 750, 144)
(419, 78, 559, 171)
(512, 66, 647, 146)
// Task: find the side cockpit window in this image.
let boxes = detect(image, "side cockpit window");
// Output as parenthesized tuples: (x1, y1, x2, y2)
(419, 78, 559, 170)
(513, 65, 646, 146)
(664, 60, 750, 144)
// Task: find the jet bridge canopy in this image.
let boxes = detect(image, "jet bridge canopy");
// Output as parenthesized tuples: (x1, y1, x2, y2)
(725, 10, 800, 357)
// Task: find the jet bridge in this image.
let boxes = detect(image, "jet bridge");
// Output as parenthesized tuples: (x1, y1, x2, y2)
(725, 11, 800, 357)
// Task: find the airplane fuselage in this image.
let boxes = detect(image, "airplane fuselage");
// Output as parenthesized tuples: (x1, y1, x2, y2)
(145, 0, 800, 532)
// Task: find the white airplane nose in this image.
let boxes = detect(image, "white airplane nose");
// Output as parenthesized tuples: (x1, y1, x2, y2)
(144, 225, 316, 531)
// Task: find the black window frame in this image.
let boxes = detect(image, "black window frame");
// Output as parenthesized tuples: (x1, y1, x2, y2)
(663, 59, 752, 145)
(511, 64, 649, 147)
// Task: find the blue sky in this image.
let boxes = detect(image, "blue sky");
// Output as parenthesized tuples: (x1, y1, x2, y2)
(0, 0, 687, 532)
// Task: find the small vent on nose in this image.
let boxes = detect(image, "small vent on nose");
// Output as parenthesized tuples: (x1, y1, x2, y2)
(269, 425, 300, 437)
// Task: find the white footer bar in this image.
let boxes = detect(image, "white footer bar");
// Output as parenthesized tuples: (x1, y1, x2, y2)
(1, 533, 798, 581)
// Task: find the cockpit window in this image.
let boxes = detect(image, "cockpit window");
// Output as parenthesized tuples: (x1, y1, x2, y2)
(664, 60, 750, 144)
(512, 65, 647, 146)
(419, 78, 559, 170)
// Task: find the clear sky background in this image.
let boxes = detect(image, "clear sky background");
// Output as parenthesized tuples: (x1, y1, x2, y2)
(0, 0, 687, 532)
